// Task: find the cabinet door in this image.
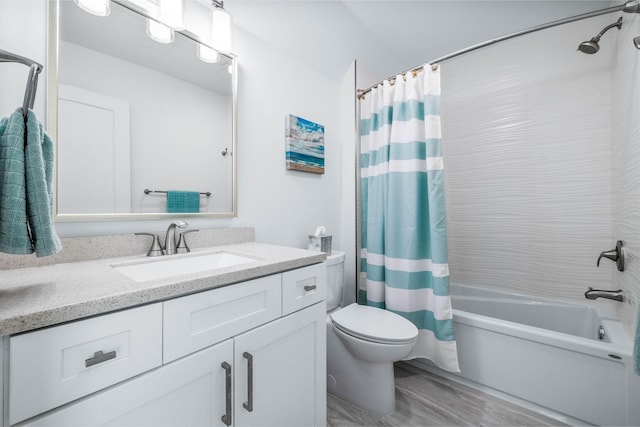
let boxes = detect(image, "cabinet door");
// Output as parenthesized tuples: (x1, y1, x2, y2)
(21, 340, 234, 427)
(234, 302, 326, 427)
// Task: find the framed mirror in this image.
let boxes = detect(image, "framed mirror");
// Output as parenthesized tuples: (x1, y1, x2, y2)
(49, 0, 237, 221)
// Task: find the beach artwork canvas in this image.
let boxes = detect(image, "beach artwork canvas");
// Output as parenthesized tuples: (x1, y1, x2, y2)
(285, 114, 325, 174)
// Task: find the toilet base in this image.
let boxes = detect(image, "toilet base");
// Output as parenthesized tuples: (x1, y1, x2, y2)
(327, 320, 397, 415)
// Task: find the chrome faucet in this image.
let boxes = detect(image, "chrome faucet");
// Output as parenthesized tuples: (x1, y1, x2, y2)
(584, 287, 624, 302)
(165, 221, 188, 255)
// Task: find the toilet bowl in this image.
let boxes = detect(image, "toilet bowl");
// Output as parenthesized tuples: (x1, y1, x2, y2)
(325, 252, 418, 415)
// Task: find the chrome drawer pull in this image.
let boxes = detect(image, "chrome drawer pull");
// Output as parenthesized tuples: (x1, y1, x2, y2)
(221, 362, 232, 426)
(303, 285, 317, 292)
(85, 350, 116, 368)
(243, 352, 253, 412)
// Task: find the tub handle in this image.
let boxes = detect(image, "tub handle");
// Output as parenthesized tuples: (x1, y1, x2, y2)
(597, 240, 624, 272)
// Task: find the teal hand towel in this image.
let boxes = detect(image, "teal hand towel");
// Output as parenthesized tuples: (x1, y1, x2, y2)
(167, 191, 200, 213)
(0, 110, 33, 254)
(25, 110, 62, 257)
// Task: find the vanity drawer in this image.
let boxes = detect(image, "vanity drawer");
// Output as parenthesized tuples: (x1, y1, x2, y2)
(163, 274, 282, 363)
(9, 303, 163, 424)
(282, 263, 327, 315)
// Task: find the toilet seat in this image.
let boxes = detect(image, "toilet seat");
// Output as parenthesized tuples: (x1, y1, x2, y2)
(330, 304, 418, 345)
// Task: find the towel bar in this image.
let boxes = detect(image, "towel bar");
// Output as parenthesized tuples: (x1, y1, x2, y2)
(144, 189, 211, 197)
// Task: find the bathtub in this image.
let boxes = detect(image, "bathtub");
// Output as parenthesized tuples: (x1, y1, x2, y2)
(412, 283, 640, 426)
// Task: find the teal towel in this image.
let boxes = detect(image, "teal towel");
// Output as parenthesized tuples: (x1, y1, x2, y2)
(167, 191, 200, 213)
(0, 110, 33, 254)
(634, 306, 640, 375)
(25, 110, 62, 257)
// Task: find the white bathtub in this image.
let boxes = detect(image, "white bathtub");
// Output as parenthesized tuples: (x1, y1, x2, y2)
(413, 283, 640, 426)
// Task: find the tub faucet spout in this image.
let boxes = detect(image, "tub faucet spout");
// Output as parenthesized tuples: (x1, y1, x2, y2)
(584, 287, 624, 302)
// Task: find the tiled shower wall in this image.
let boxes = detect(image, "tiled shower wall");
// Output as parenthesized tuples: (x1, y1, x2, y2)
(441, 15, 635, 330)
(612, 13, 640, 336)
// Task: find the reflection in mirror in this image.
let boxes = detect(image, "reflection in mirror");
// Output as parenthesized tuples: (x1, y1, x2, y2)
(53, 0, 237, 219)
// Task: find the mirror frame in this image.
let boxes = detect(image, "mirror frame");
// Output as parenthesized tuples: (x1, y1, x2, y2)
(47, 0, 238, 221)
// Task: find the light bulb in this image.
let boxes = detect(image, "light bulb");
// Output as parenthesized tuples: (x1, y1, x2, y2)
(74, 0, 111, 17)
(157, 0, 185, 30)
(197, 45, 220, 63)
(211, 7, 232, 53)
(146, 19, 175, 44)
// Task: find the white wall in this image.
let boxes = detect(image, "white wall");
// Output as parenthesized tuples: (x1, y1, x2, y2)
(441, 15, 615, 304)
(612, 12, 640, 337)
(0, 1, 47, 120)
(232, 27, 344, 248)
(338, 62, 357, 305)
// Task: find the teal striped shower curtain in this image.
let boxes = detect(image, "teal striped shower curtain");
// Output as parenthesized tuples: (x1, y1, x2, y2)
(359, 66, 459, 372)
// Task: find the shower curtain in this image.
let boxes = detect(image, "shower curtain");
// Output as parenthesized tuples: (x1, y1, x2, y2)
(359, 65, 459, 372)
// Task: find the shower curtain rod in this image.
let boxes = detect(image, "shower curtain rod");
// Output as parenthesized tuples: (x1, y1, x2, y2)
(356, 0, 640, 99)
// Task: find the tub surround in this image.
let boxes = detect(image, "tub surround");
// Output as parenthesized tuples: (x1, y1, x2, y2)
(0, 229, 326, 336)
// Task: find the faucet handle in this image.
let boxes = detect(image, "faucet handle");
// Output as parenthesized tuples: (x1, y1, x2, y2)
(596, 240, 625, 272)
(176, 230, 199, 254)
(135, 233, 164, 257)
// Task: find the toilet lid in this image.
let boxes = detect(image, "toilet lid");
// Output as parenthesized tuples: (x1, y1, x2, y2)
(330, 304, 418, 344)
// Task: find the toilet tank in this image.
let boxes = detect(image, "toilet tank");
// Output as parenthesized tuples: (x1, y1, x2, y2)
(326, 251, 346, 311)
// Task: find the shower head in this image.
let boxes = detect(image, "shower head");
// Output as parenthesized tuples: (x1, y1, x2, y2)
(578, 38, 601, 54)
(578, 17, 623, 54)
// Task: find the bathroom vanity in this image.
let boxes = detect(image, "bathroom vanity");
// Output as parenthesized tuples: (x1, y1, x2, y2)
(0, 240, 327, 426)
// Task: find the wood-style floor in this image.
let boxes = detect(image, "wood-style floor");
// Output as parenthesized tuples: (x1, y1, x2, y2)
(327, 362, 566, 427)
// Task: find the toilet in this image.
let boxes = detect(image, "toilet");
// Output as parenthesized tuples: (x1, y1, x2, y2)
(326, 251, 418, 415)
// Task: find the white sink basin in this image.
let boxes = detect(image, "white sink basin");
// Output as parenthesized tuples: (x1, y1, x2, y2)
(113, 251, 256, 282)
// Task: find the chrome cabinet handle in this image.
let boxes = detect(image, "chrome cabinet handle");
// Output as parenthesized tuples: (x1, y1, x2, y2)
(303, 284, 317, 292)
(85, 350, 116, 368)
(221, 362, 232, 426)
(243, 352, 253, 412)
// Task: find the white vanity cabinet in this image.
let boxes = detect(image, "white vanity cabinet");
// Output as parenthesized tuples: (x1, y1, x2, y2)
(8, 262, 327, 427)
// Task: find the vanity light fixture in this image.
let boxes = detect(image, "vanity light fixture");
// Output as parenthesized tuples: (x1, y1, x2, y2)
(146, 18, 175, 43)
(73, 0, 111, 17)
(195, 0, 232, 64)
(210, 4, 232, 53)
(197, 45, 220, 63)
(157, 0, 185, 31)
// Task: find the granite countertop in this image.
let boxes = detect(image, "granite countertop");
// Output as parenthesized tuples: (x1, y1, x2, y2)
(0, 242, 326, 336)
